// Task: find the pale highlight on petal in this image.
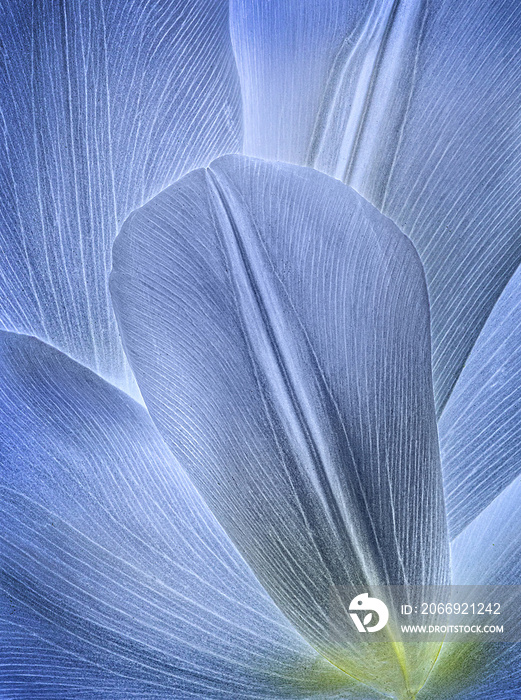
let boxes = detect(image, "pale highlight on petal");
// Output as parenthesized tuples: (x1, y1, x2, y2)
(231, 0, 521, 414)
(111, 155, 449, 699)
(420, 476, 521, 700)
(0, 332, 361, 699)
(440, 262, 521, 538)
(0, 0, 241, 398)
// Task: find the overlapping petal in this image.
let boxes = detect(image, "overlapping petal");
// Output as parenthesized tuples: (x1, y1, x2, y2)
(111, 155, 449, 698)
(2, 1, 518, 697)
(0, 0, 241, 397)
(439, 263, 521, 538)
(418, 476, 521, 699)
(0, 332, 363, 699)
(230, 0, 521, 413)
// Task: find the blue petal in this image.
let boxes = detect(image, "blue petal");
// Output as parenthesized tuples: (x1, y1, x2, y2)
(422, 640, 521, 700)
(111, 155, 449, 698)
(418, 476, 521, 699)
(439, 263, 521, 538)
(451, 475, 521, 586)
(0, 332, 360, 699)
(230, 0, 521, 413)
(0, 0, 241, 397)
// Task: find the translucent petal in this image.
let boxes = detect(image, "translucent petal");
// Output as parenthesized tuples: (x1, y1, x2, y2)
(439, 263, 521, 537)
(0, 332, 358, 699)
(0, 0, 241, 397)
(230, 0, 521, 412)
(111, 155, 449, 699)
(419, 477, 521, 699)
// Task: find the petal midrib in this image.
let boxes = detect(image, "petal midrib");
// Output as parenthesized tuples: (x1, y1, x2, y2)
(204, 165, 421, 696)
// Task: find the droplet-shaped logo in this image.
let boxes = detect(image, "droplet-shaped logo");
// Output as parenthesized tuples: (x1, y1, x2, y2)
(349, 593, 389, 633)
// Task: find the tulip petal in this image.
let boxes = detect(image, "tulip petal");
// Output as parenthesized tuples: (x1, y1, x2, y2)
(451, 475, 521, 586)
(230, 0, 521, 413)
(418, 476, 521, 700)
(424, 637, 521, 700)
(439, 263, 521, 538)
(111, 155, 449, 698)
(0, 331, 361, 699)
(0, 0, 240, 397)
